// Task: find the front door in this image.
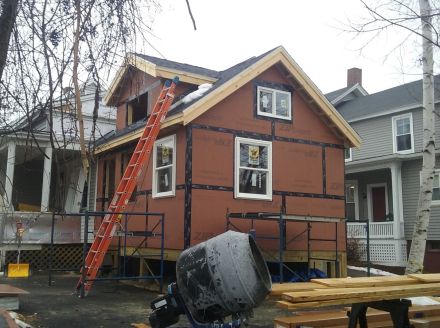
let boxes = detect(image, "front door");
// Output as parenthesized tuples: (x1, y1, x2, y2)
(371, 186, 387, 221)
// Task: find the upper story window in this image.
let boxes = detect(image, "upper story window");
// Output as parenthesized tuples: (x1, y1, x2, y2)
(344, 148, 352, 162)
(152, 135, 176, 198)
(257, 86, 291, 120)
(234, 137, 272, 200)
(126, 93, 149, 125)
(392, 113, 414, 154)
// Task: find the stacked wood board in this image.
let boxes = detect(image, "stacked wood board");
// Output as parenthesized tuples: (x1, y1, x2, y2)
(274, 306, 440, 328)
(272, 274, 440, 327)
(0, 285, 28, 311)
(273, 274, 440, 310)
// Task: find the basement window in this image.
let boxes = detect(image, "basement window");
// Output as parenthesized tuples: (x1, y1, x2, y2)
(234, 137, 272, 200)
(152, 135, 176, 198)
(257, 86, 291, 120)
(126, 93, 149, 125)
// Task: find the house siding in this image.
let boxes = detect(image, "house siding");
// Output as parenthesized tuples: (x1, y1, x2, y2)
(402, 158, 440, 240)
(351, 115, 393, 161)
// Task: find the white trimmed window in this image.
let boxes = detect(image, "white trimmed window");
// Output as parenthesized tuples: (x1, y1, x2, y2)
(345, 180, 359, 220)
(392, 113, 414, 154)
(344, 148, 352, 162)
(234, 137, 272, 200)
(257, 86, 291, 120)
(152, 135, 176, 198)
(433, 170, 440, 204)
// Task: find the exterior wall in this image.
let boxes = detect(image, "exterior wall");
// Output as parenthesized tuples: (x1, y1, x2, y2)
(189, 66, 346, 251)
(349, 104, 440, 163)
(96, 65, 347, 256)
(114, 68, 197, 131)
(402, 157, 440, 240)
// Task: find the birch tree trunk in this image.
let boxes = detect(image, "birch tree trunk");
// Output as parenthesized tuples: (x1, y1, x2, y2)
(405, 0, 435, 274)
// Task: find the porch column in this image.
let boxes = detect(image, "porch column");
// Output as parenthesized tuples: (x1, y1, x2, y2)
(41, 147, 53, 212)
(390, 162, 403, 239)
(4, 142, 16, 209)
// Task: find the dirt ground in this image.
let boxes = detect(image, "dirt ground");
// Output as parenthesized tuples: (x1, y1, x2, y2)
(0, 273, 294, 328)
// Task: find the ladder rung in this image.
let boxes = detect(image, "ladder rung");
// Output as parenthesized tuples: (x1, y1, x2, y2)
(77, 76, 178, 296)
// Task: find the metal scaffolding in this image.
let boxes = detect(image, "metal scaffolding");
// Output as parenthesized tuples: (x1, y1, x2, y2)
(226, 211, 342, 282)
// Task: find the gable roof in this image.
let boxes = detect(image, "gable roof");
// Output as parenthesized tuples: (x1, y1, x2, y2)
(326, 83, 368, 107)
(97, 47, 361, 154)
(336, 75, 440, 122)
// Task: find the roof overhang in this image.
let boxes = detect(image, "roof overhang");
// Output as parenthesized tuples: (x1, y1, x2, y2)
(104, 53, 218, 106)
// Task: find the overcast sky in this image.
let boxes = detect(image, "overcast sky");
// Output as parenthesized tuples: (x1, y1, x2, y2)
(136, 0, 430, 95)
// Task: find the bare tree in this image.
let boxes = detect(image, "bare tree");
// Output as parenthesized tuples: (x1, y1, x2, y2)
(349, 0, 438, 273)
(0, 0, 19, 81)
(406, 0, 435, 274)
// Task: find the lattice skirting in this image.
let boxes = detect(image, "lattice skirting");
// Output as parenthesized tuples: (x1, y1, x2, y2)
(5, 244, 83, 271)
(356, 239, 407, 266)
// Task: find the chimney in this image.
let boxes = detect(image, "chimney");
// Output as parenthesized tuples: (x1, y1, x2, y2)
(347, 68, 362, 87)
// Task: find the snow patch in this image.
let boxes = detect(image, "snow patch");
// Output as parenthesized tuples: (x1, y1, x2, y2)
(347, 265, 397, 276)
(182, 84, 213, 104)
(408, 296, 440, 306)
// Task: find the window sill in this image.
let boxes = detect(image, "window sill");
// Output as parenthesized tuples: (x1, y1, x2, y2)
(394, 149, 414, 155)
(257, 111, 291, 121)
(152, 192, 176, 199)
(235, 193, 272, 201)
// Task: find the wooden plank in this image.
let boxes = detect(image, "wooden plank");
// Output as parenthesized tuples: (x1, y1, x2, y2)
(270, 282, 328, 296)
(0, 284, 28, 295)
(283, 283, 440, 303)
(274, 305, 440, 328)
(311, 275, 418, 288)
(408, 274, 440, 283)
(411, 315, 440, 328)
(279, 287, 440, 310)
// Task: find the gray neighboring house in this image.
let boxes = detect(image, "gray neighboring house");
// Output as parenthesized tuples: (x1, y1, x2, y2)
(327, 68, 440, 270)
(0, 82, 115, 270)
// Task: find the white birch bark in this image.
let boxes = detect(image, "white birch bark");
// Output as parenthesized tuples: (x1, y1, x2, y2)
(405, 0, 435, 274)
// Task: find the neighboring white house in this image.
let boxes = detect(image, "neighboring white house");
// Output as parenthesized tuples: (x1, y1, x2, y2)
(0, 81, 115, 269)
(328, 69, 440, 270)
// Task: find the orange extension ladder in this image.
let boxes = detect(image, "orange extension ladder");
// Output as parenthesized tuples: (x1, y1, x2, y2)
(76, 77, 179, 295)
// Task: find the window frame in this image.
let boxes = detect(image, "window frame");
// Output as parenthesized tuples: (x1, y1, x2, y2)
(392, 113, 414, 154)
(345, 180, 359, 221)
(152, 135, 176, 199)
(234, 137, 272, 200)
(344, 148, 352, 162)
(431, 169, 440, 206)
(256, 86, 292, 120)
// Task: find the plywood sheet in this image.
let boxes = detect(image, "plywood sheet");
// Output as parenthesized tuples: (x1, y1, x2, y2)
(270, 282, 327, 296)
(311, 275, 418, 288)
(0, 284, 28, 295)
(283, 283, 440, 303)
(408, 273, 440, 283)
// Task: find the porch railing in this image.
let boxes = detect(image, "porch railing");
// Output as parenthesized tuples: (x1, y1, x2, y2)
(347, 221, 394, 239)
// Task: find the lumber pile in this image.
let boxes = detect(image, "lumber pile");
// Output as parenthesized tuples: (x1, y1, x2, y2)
(272, 274, 440, 328)
(274, 306, 440, 328)
(273, 274, 440, 310)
